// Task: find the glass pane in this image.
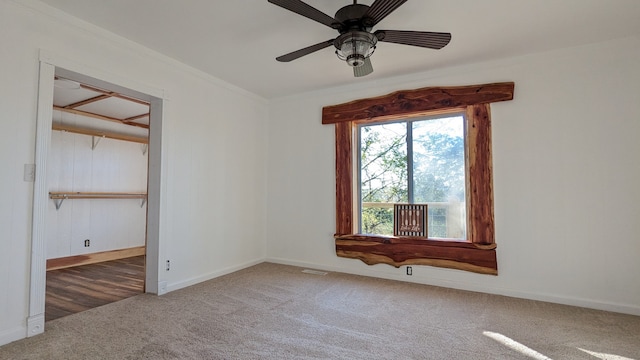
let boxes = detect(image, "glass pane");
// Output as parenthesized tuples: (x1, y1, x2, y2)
(360, 123, 407, 235)
(412, 116, 466, 239)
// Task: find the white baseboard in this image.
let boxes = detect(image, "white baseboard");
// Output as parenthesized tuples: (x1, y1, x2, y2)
(164, 257, 265, 294)
(157, 281, 168, 295)
(0, 325, 27, 347)
(265, 257, 640, 316)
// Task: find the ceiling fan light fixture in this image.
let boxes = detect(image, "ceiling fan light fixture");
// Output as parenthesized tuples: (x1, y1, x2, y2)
(334, 31, 377, 67)
(269, 0, 450, 77)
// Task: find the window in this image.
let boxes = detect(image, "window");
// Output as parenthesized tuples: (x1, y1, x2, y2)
(358, 114, 467, 239)
(322, 82, 515, 275)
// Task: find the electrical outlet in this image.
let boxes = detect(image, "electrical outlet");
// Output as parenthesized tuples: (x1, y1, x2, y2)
(406, 266, 412, 276)
(166, 260, 170, 271)
(84, 239, 90, 247)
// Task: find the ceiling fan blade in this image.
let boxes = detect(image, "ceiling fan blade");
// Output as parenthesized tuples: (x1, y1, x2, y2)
(363, 0, 408, 26)
(353, 57, 373, 77)
(268, 0, 343, 29)
(276, 39, 335, 62)
(374, 30, 451, 49)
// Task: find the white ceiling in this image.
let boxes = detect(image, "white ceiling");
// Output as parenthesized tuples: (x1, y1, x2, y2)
(38, 0, 640, 99)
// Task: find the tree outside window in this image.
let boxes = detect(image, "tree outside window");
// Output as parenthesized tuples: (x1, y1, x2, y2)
(359, 115, 466, 239)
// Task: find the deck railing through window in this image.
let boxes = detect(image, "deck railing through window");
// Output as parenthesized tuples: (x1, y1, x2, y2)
(361, 201, 466, 239)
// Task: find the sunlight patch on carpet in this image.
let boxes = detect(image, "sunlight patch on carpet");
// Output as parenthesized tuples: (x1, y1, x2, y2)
(578, 348, 637, 360)
(483, 331, 552, 360)
(301, 269, 328, 275)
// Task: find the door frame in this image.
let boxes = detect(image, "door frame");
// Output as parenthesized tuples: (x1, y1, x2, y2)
(27, 50, 165, 336)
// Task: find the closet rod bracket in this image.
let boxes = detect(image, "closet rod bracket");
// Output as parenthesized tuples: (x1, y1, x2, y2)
(91, 135, 105, 150)
(53, 196, 67, 210)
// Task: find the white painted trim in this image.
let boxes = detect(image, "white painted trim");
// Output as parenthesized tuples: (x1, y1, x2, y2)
(26, 314, 45, 338)
(157, 281, 168, 295)
(0, 326, 26, 347)
(28, 61, 54, 337)
(164, 258, 264, 294)
(39, 50, 165, 100)
(145, 97, 164, 294)
(265, 257, 640, 316)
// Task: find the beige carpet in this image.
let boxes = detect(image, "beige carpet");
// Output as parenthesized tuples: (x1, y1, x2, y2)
(1, 262, 639, 359)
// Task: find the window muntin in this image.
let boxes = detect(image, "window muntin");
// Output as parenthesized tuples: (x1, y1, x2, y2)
(358, 114, 467, 239)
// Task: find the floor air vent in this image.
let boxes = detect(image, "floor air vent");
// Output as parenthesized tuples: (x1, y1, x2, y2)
(301, 269, 328, 275)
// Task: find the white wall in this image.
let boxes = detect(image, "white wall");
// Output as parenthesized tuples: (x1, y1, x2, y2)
(266, 35, 640, 315)
(1, 0, 638, 348)
(0, 0, 268, 345)
(47, 110, 148, 258)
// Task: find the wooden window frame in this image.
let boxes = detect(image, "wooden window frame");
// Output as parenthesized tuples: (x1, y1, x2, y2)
(322, 82, 515, 275)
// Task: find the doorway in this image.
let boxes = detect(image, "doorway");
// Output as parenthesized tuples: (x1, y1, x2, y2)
(44, 76, 151, 321)
(28, 54, 164, 336)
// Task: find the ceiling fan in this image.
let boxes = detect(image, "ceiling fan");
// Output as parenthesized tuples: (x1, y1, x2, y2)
(268, 0, 451, 77)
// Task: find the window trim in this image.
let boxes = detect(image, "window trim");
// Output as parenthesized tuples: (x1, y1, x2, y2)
(323, 83, 515, 275)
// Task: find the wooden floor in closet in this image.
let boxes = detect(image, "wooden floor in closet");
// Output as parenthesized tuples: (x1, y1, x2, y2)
(45, 255, 145, 322)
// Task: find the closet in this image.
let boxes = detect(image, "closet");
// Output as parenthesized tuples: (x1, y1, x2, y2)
(45, 78, 149, 320)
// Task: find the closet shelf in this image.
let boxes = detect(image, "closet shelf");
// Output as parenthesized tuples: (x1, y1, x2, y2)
(52, 123, 148, 146)
(49, 192, 147, 210)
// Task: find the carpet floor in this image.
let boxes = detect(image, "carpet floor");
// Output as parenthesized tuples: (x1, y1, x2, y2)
(1, 262, 639, 359)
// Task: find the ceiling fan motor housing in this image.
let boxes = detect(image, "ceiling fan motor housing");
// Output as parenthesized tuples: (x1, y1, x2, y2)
(334, 4, 373, 32)
(333, 4, 377, 67)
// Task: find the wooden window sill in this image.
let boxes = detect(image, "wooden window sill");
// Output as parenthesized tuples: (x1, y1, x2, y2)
(335, 234, 498, 275)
